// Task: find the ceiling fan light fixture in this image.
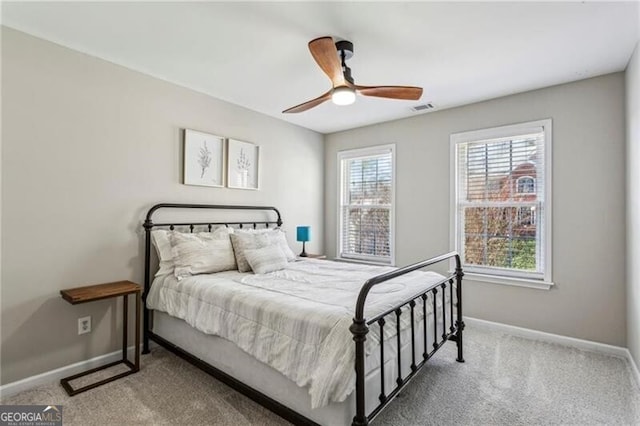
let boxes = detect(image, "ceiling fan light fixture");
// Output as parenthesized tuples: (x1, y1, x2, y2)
(331, 86, 356, 106)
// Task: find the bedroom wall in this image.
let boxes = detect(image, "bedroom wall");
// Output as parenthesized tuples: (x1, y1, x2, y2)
(627, 41, 640, 368)
(325, 73, 627, 346)
(0, 27, 324, 384)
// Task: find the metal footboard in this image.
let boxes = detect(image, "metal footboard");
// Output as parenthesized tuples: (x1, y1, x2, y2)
(350, 252, 465, 426)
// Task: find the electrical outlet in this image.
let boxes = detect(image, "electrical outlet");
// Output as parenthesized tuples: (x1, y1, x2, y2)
(78, 316, 91, 335)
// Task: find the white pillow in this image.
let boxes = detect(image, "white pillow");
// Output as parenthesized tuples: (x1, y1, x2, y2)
(230, 228, 296, 272)
(235, 228, 295, 257)
(244, 245, 289, 274)
(151, 230, 174, 277)
(230, 231, 271, 273)
(267, 229, 296, 261)
(171, 227, 236, 279)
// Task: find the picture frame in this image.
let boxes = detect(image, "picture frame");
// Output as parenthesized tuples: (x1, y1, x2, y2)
(227, 139, 260, 190)
(183, 129, 225, 188)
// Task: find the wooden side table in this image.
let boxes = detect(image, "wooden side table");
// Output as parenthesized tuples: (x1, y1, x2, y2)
(59, 280, 141, 396)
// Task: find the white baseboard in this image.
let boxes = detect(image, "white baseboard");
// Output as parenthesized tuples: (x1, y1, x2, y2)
(626, 348, 640, 390)
(464, 316, 639, 388)
(0, 345, 145, 399)
(464, 316, 628, 357)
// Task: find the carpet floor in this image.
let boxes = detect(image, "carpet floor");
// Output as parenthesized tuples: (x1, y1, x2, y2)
(3, 325, 640, 425)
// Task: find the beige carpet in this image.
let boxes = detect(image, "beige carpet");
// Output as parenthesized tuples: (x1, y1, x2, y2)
(3, 326, 640, 425)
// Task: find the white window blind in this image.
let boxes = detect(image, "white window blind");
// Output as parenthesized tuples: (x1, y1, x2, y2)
(338, 145, 395, 264)
(452, 120, 552, 282)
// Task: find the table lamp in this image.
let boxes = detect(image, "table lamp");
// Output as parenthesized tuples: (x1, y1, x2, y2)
(296, 226, 310, 257)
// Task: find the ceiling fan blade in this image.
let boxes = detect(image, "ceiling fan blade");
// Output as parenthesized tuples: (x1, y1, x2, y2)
(282, 90, 332, 114)
(354, 85, 423, 100)
(308, 37, 345, 87)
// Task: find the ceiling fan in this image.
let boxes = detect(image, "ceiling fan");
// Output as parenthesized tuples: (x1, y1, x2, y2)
(282, 37, 423, 114)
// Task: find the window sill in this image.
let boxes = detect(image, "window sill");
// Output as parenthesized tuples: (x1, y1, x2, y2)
(462, 272, 554, 290)
(333, 257, 395, 267)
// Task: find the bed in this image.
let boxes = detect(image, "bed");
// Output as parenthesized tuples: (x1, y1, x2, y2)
(142, 203, 465, 426)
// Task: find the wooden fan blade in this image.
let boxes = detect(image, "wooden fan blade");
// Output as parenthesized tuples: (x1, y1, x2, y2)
(308, 37, 345, 87)
(282, 90, 332, 114)
(354, 85, 423, 100)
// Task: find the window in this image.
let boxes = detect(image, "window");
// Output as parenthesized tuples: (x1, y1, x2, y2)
(338, 145, 395, 265)
(451, 120, 552, 286)
(516, 176, 535, 194)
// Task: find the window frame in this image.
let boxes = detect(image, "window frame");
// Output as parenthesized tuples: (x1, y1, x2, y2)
(450, 120, 553, 289)
(337, 144, 396, 266)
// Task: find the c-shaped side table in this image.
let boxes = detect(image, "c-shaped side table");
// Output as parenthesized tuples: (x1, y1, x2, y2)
(59, 280, 141, 396)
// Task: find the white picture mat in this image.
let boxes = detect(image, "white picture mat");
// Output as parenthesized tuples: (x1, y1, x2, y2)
(184, 129, 225, 187)
(227, 139, 259, 190)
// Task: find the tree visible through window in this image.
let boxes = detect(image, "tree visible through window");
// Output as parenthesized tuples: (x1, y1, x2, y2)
(339, 145, 394, 264)
(452, 120, 551, 281)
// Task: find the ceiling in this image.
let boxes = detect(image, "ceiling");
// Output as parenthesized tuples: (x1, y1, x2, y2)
(2, 2, 638, 134)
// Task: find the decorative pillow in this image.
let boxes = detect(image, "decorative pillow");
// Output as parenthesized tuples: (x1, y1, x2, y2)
(171, 227, 236, 279)
(151, 230, 174, 277)
(230, 231, 271, 273)
(230, 228, 296, 272)
(244, 245, 289, 274)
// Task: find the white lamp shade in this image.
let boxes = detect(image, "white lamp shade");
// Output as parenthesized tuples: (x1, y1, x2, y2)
(331, 86, 356, 106)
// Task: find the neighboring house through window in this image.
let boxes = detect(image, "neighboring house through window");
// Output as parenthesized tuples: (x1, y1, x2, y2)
(338, 144, 395, 265)
(451, 120, 552, 287)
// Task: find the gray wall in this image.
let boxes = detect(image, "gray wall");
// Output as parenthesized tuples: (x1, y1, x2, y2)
(325, 73, 627, 346)
(1, 27, 324, 384)
(627, 41, 640, 367)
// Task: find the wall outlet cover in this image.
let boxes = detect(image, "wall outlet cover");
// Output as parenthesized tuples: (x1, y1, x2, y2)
(78, 316, 91, 335)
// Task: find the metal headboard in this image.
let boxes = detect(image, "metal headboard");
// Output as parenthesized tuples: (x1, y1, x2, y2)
(141, 203, 283, 353)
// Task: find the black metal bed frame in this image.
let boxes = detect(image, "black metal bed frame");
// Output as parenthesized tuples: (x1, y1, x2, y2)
(142, 203, 465, 426)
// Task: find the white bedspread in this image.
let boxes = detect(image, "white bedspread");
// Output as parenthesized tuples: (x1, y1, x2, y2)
(146, 259, 446, 408)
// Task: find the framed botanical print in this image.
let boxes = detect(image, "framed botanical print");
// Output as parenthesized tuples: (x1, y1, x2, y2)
(227, 139, 259, 190)
(183, 129, 225, 187)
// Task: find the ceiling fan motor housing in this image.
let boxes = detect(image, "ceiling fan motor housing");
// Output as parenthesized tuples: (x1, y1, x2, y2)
(335, 40, 355, 84)
(335, 40, 354, 60)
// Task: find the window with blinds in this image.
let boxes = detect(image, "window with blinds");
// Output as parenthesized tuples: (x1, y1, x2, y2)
(338, 145, 395, 265)
(451, 120, 552, 282)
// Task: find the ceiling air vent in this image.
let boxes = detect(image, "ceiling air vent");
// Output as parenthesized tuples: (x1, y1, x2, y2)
(411, 103, 435, 112)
